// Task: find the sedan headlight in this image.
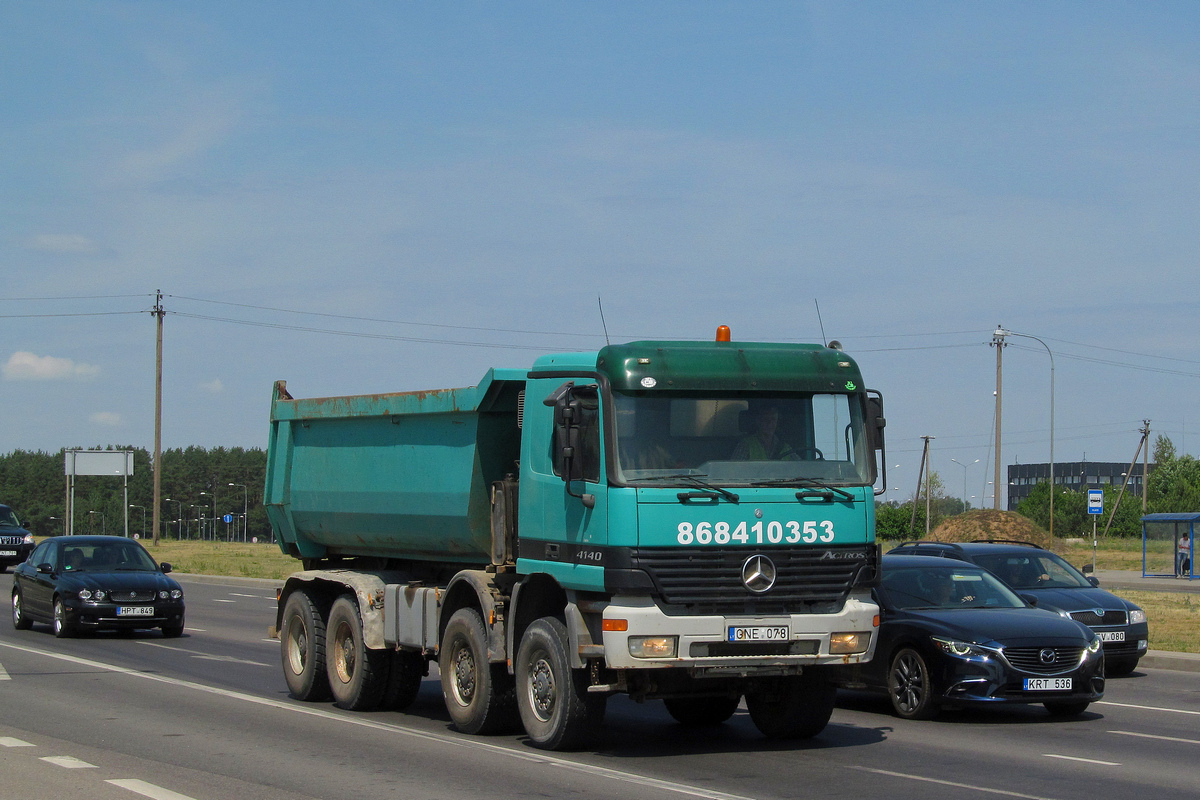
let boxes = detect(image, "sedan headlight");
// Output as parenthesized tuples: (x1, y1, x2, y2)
(77, 589, 106, 602)
(932, 637, 995, 658)
(170, 589, 183, 600)
(159, 591, 169, 600)
(1129, 609, 1146, 624)
(78, 589, 93, 601)
(1086, 636, 1102, 655)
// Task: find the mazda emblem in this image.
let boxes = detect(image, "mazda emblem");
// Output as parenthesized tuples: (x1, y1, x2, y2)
(742, 555, 777, 593)
(1039, 648, 1056, 665)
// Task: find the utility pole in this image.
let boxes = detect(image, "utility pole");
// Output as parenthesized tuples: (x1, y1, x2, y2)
(1143, 420, 1150, 512)
(909, 435, 934, 537)
(1102, 421, 1150, 537)
(991, 327, 1007, 510)
(152, 290, 164, 546)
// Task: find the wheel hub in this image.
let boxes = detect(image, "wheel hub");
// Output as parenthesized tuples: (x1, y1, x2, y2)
(453, 644, 476, 704)
(529, 657, 556, 721)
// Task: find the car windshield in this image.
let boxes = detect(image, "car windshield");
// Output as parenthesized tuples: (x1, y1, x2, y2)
(971, 551, 1091, 589)
(612, 391, 872, 486)
(61, 542, 158, 573)
(0, 508, 21, 527)
(880, 566, 1025, 610)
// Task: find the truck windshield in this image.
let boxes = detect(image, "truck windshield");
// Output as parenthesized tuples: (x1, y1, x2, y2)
(612, 392, 872, 486)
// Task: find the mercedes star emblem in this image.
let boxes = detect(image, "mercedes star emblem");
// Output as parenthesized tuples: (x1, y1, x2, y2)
(742, 554, 777, 593)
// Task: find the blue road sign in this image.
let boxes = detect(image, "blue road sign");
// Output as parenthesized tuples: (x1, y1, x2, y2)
(1087, 489, 1104, 515)
(223, 513, 234, 524)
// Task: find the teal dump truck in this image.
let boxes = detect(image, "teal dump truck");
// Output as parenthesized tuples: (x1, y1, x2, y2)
(266, 329, 886, 749)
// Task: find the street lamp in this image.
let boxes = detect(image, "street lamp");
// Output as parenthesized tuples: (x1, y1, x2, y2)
(129, 504, 146, 539)
(88, 510, 105, 535)
(950, 459, 980, 510)
(190, 504, 204, 540)
(48, 516, 63, 536)
(229, 483, 248, 542)
(163, 498, 183, 540)
(200, 490, 218, 541)
(997, 328, 1055, 537)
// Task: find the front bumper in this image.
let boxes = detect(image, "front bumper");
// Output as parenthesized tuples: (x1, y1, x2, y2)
(936, 650, 1105, 708)
(600, 594, 878, 672)
(66, 600, 185, 629)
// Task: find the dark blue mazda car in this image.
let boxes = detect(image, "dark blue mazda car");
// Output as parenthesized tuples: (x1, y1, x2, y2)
(833, 555, 1104, 719)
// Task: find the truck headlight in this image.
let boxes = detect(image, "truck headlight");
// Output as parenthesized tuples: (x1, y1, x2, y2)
(830, 632, 870, 654)
(1128, 609, 1146, 624)
(628, 636, 678, 658)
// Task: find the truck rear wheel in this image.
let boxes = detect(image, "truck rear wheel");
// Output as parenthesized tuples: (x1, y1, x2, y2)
(326, 595, 389, 711)
(746, 671, 836, 739)
(515, 617, 601, 751)
(439, 608, 516, 734)
(281, 590, 332, 701)
(664, 695, 741, 726)
(382, 650, 426, 711)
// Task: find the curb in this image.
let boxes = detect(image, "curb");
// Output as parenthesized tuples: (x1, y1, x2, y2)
(1139, 650, 1200, 674)
(173, 572, 283, 590)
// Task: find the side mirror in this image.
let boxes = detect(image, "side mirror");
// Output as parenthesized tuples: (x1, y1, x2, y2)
(1087, 576, 1100, 587)
(36, 563, 53, 575)
(1019, 593, 1039, 607)
(865, 393, 885, 452)
(1081, 563, 1094, 574)
(160, 562, 173, 574)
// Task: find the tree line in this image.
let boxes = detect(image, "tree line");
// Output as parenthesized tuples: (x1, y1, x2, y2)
(0, 445, 269, 541)
(876, 435, 1200, 541)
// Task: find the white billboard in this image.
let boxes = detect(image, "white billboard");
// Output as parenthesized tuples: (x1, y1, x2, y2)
(65, 450, 134, 476)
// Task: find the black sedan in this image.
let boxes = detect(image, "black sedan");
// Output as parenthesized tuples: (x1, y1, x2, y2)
(11, 535, 185, 638)
(889, 540, 1149, 675)
(0, 504, 36, 571)
(834, 555, 1104, 719)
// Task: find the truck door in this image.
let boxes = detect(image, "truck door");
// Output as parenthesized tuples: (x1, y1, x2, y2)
(518, 380, 609, 591)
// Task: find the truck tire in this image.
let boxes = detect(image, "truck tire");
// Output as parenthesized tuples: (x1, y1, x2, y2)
(746, 671, 836, 739)
(515, 617, 601, 751)
(439, 608, 517, 734)
(326, 595, 389, 711)
(382, 650, 426, 711)
(664, 695, 741, 726)
(280, 590, 332, 702)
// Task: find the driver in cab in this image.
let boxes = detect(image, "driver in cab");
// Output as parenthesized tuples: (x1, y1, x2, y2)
(731, 405, 799, 461)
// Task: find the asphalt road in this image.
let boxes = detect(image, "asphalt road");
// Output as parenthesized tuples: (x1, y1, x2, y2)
(1, 572, 1198, 800)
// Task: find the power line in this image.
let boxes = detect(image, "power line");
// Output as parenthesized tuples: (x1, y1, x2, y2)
(0, 311, 145, 319)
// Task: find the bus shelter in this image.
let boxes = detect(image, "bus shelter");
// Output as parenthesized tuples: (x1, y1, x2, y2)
(1140, 512, 1197, 580)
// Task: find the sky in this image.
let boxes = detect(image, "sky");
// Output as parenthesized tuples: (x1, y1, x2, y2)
(2, 1, 1199, 508)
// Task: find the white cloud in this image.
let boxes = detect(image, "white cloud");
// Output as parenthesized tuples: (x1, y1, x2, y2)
(200, 378, 224, 393)
(89, 412, 122, 426)
(26, 233, 99, 254)
(3, 351, 101, 380)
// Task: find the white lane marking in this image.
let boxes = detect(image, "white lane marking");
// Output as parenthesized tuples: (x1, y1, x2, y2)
(0, 737, 35, 747)
(41, 755, 97, 768)
(1097, 700, 1200, 716)
(1042, 754, 1121, 766)
(1109, 730, 1200, 745)
(212, 599, 236, 604)
(184, 628, 206, 633)
(136, 641, 269, 667)
(850, 767, 1060, 800)
(107, 778, 197, 800)
(0, 640, 754, 800)
(0, 662, 9, 680)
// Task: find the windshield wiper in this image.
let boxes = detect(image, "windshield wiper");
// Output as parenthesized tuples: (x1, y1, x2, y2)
(641, 473, 739, 503)
(749, 477, 854, 501)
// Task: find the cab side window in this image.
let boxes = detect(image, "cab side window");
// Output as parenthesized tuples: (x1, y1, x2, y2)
(28, 540, 52, 568)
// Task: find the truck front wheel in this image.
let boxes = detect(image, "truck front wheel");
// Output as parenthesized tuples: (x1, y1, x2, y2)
(515, 617, 602, 751)
(745, 671, 836, 739)
(439, 608, 516, 734)
(326, 595, 389, 711)
(281, 590, 332, 701)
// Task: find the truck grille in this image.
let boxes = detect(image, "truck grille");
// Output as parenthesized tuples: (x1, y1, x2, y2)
(1003, 646, 1084, 674)
(1069, 609, 1127, 626)
(629, 544, 876, 614)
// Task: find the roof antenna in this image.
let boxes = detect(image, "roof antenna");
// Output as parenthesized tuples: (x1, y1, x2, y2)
(814, 299, 828, 347)
(598, 295, 611, 346)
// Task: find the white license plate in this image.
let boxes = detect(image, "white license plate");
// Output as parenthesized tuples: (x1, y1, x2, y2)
(117, 606, 155, 616)
(1097, 631, 1125, 642)
(727, 625, 789, 642)
(0, 550, 16, 557)
(1025, 677, 1072, 691)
